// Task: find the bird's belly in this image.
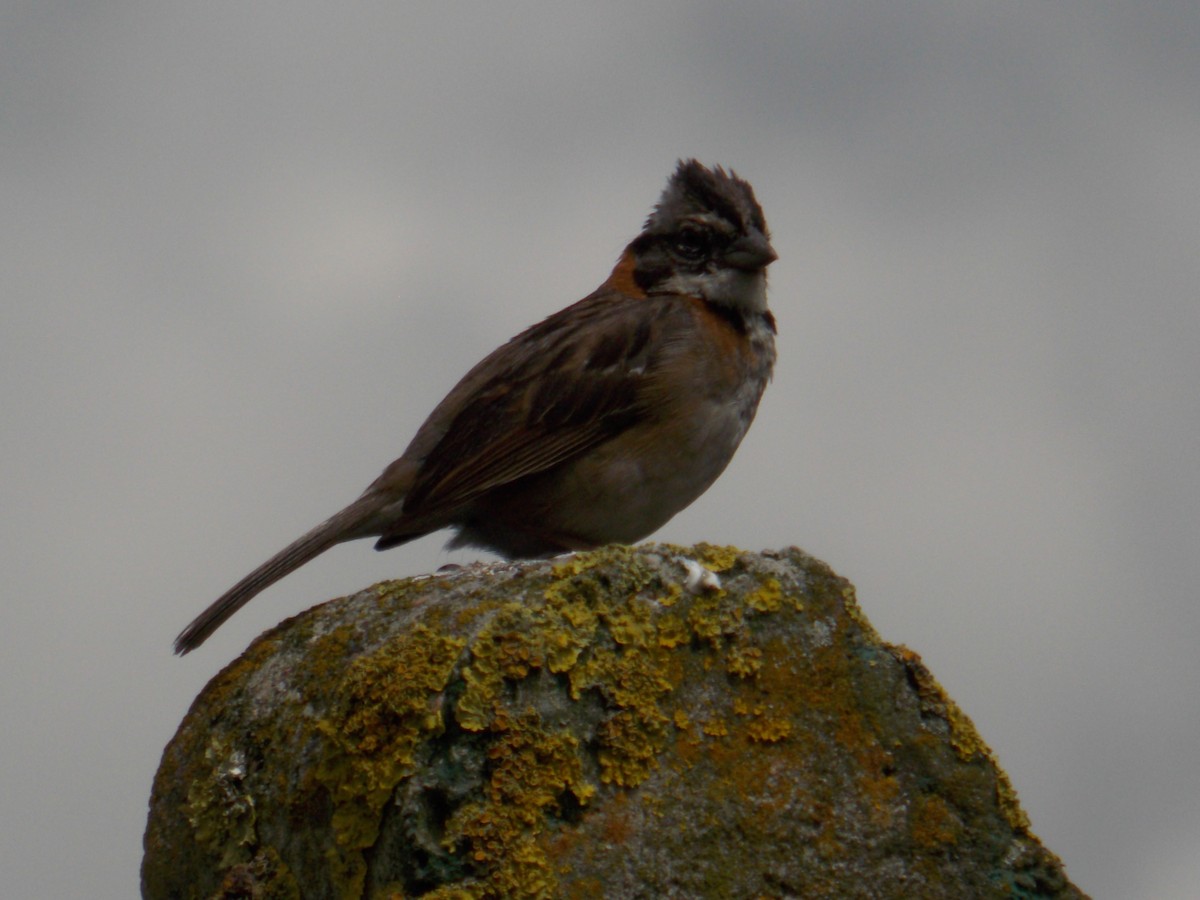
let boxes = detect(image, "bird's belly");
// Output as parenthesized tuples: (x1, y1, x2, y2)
(542, 398, 754, 543)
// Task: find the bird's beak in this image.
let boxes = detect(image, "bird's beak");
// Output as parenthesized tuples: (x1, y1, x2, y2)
(723, 233, 778, 271)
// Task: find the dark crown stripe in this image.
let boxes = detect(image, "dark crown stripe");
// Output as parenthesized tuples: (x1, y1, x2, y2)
(672, 159, 748, 229)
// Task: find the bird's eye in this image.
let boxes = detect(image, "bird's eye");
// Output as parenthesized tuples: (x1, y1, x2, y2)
(673, 227, 711, 261)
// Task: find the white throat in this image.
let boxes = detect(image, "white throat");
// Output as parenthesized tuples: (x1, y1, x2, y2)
(660, 267, 769, 314)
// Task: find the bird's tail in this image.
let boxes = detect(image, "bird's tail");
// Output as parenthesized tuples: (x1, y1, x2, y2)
(173, 495, 382, 654)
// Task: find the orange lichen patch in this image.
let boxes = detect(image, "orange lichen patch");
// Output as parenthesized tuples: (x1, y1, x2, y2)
(693, 721, 748, 777)
(670, 716, 706, 773)
(720, 753, 805, 836)
(825, 669, 901, 828)
(856, 752, 902, 826)
(559, 877, 607, 900)
(540, 600, 598, 674)
(597, 793, 637, 847)
(753, 633, 833, 714)
(995, 771, 1032, 834)
(448, 590, 510, 633)
(911, 793, 963, 849)
(547, 543, 650, 589)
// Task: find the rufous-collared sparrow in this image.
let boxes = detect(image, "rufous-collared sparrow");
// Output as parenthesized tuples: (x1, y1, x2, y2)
(175, 160, 777, 653)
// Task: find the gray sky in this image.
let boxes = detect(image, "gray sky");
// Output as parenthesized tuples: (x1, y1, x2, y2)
(4, 4, 1199, 897)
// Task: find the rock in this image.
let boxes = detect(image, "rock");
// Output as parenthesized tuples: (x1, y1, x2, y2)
(143, 544, 1086, 899)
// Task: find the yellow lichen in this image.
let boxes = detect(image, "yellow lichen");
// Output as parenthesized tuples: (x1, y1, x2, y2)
(185, 735, 257, 869)
(686, 591, 742, 644)
(596, 708, 671, 786)
(658, 580, 684, 607)
(396, 545, 688, 893)
(894, 645, 1032, 835)
(159, 542, 1050, 897)
(746, 577, 784, 613)
(440, 711, 594, 898)
(746, 715, 793, 743)
(726, 641, 763, 678)
(655, 612, 689, 649)
(693, 543, 742, 572)
(457, 604, 545, 732)
(605, 598, 657, 647)
(840, 583, 882, 644)
(570, 642, 675, 785)
(314, 624, 465, 896)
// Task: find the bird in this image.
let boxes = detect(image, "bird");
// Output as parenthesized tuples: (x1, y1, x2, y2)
(175, 159, 777, 654)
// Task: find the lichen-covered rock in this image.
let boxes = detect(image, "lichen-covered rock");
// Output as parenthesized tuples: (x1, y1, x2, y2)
(143, 544, 1086, 899)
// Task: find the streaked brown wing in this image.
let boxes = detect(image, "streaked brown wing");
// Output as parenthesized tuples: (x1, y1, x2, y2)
(399, 289, 685, 516)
